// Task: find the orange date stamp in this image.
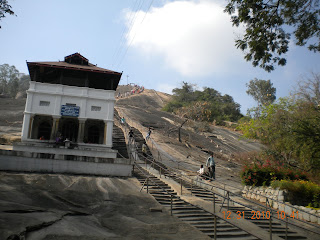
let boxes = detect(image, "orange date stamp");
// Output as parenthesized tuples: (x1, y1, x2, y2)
(222, 210, 299, 220)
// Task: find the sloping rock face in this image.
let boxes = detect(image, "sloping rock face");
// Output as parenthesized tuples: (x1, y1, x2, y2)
(0, 173, 208, 240)
(115, 89, 262, 157)
(115, 89, 264, 189)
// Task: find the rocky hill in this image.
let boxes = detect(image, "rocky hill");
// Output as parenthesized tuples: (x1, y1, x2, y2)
(0, 85, 267, 239)
(0, 85, 264, 186)
(115, 86, 264, 189)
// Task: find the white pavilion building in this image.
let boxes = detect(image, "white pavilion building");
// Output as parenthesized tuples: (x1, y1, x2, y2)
(7, 53, 132, 176)
(21, 53, 121, 147)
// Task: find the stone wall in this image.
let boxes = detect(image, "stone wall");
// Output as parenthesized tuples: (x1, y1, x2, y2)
(0, 152, 133, 177)
(242, 186, 320, 224)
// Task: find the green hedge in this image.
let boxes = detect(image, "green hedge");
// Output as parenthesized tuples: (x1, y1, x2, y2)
(271, 180, 320, 208)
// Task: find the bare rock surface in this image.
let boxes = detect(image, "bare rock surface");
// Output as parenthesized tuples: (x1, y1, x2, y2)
(115, 88, 264, 190)
(0, 172, 209, 240)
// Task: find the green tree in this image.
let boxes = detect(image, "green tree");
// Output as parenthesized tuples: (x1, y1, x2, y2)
(221, 94, 242, 121)
(172, 81, 196, 103)
(0, 64, 19, 96)
(224, 0, 320, 72)
(238, 97, 320, 173)
(163, 82, 242, 124)
(8, 77, 19, 97)
(246, 78, 276, 117)
(162, 82, 195, 112)
(196, 87, 221, 102)
(0, 0, 15, 28)
(18, 74, 30, 92)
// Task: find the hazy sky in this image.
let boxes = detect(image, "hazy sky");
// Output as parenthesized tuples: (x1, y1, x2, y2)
(1, 0, 320, 113)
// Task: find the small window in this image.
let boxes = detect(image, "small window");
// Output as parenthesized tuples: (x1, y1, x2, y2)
(91, 106, 101, 111)
(66, 103, 76, 106)
(40, 101, 50, 106)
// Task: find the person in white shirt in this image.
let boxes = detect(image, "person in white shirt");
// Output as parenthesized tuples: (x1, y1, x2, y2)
(197, 165, 204, 176)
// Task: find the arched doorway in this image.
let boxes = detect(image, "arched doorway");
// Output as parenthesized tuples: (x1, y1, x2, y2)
(60, 118, 79, 142)
(37, 121, 51, 140)
(88, 125, 100, 144)
(31, 115, 53, 140)
(84, 120, 104, 144)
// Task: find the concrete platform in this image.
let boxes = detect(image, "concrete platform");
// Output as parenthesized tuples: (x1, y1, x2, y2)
(13, 141, 118, 159)
(1, 141, 133, 177)
(0, 150, 133, 177)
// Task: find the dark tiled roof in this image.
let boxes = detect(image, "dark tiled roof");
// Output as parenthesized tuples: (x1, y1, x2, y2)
(27, 61, 121, 75)
(65, 52, 88, 62)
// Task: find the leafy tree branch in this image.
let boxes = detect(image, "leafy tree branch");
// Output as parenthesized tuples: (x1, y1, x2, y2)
(0, 0, 15, 28)
(225, 0, 320, 72)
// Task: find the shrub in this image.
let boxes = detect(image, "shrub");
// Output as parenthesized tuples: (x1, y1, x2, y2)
(240, 158, 308, 187)
(192, 121, 212, 133)
(162, 101, 183, 112)
(237, 98, 320, 175)
(271, 180, 320, 208)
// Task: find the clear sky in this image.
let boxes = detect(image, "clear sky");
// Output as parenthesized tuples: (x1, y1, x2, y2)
(1, 0, 320, 114)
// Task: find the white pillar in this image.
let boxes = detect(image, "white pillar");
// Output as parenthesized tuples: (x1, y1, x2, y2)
(77, 119, 86, 143)
(50, 116, 60, 140)
(29, 115, 35, 139)
(104, 120, 113, 147)
(103, 122, 107, 145)
(25, 89, 34, 113)
(21, 113, 32, 141)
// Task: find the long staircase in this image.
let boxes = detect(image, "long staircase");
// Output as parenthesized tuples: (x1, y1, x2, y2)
(134, 165, 258, 240)
(113, 114, 320, 239)
(112, 124, 128, 158)
(156, 160, 314, 239)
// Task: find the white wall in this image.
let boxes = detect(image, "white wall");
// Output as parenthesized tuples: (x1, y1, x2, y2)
(26, 82, 115, 121)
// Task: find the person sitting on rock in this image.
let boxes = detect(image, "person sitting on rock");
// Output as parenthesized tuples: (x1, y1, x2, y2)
(197, 165, 205, 176)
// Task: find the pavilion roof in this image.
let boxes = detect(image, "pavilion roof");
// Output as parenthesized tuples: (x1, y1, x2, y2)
(27, 53, 121, 75)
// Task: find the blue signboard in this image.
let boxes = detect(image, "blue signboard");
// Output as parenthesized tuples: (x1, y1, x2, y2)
(61, 105, 80, 117)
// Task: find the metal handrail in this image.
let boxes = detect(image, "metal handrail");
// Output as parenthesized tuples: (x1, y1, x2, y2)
(119, 113, 320, 235)
(134, 163, 176, 198)
(133, 148, 320, 235)
(134, 162, 261, 240)
(146, 137, 320, 222)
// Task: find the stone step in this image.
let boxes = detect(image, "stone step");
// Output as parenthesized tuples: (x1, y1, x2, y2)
(188, 220, 228, 226)
(201, 227, 244, 233)
(172, 206, 200, 211)
(207, 231, 254, 239)
(177, 215, 215, 221)
(173, 211, 212, 216)
(277, 235, 307, 239)
(112, 125, 128, 158)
